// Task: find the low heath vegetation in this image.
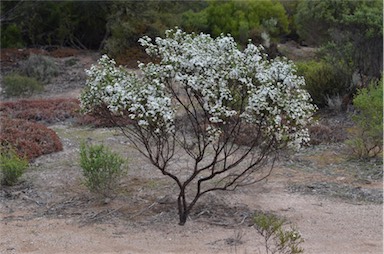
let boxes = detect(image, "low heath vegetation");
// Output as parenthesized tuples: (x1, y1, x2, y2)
(0, 145, 29, 186)
(0, 117, 63, 161)
(2, 73, 43, 97)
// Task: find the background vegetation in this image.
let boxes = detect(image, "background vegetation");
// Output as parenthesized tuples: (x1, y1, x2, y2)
(1, 0, 383, 162)
(2, 0, 382, 106)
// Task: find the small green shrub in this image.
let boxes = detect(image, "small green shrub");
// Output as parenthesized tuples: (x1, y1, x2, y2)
(254, 211, 304, 254)
(0, 145, 29, 186)
(20, 54, 58, 83)
(64, 58, 79, 67)
(79, 142, 126, 198)
(296, 60, 350, 108)
(346, 78, 383, 159)
(2, 74, 43, 97)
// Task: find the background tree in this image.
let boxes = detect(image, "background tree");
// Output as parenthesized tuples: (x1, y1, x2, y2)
(278, 0, 301, 41)
(104, 1, 206, 58)
(295, 0, 383, 79)
(1, 1, 109, 49)
(80, 29, 316, 225)
(182, 0, 289, 45)
(294, 0, 382, 110)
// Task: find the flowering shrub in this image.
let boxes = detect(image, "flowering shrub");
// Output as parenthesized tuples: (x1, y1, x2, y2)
(0, 117, 63, 161)
(82, 29, 315, 149)
(80, 29, 316, 225)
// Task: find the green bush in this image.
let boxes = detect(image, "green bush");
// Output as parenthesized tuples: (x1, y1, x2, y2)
(296, 60, 350, 108)
(181, 9, 209, 34)
(20, 54, 58, 83)
(2, 73, 43, 97)
(254, 211, 304, 254)
(104, 1, 187, 58)
(79, 142, 126, 198)
(0, 23, 25, 48)
(1, 1, 109, 49)
(0, 145, 29, 186)
(346, 78, 383, 159)
(204, 0, 289, 45)
(294, 0, 382, 79)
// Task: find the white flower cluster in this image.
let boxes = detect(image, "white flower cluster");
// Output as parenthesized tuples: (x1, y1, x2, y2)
(81, 28, 316, 149)
(80, 55, 174, 134)
(240, 56, 316, 149)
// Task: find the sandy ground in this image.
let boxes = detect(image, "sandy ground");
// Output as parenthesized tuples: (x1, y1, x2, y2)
(1, 181, 382, 254)
(1, 144, 382, 254)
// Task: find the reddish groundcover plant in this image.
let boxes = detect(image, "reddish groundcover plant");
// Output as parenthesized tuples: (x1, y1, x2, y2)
(0, 98, 132, 127)
(0, 117, 63, 161)
(0, 98, 80, 124)
(0, 98, 133, 161)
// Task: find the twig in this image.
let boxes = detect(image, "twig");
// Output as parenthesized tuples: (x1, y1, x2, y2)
(81, 206, 123, 226)
(129, 202, 157, 219)
(237, 215, 248, 225)
(195, 209, 209, 218)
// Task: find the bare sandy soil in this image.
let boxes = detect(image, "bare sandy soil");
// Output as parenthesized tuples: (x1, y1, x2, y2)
(0, 48, 383, 254)
(0, 138, 382, 254)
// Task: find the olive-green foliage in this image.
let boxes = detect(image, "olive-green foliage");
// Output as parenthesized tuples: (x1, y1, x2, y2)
(0, 1, 109, 49)
(346, 78, 383, 159)
(0, 146, 29, 186)
(278, 0, 301, 40)
(2, 73, 43, 97)
(203, 0, 289, 45)
(105, 0, 290, 56)
(295, 0, 383, 79)
(294, 0, 339, 45)
(20, 55, 58, 83)
(296, 60, 350, 108)
(104, 1, 205, 58)
(79, 142, 126, 198)
(0, 23, 25, 48)
(104, 1, 164, 57)
(181, 9, 209, 34)
(295, 0, 382, 45)
(254, 211, 304, 254)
